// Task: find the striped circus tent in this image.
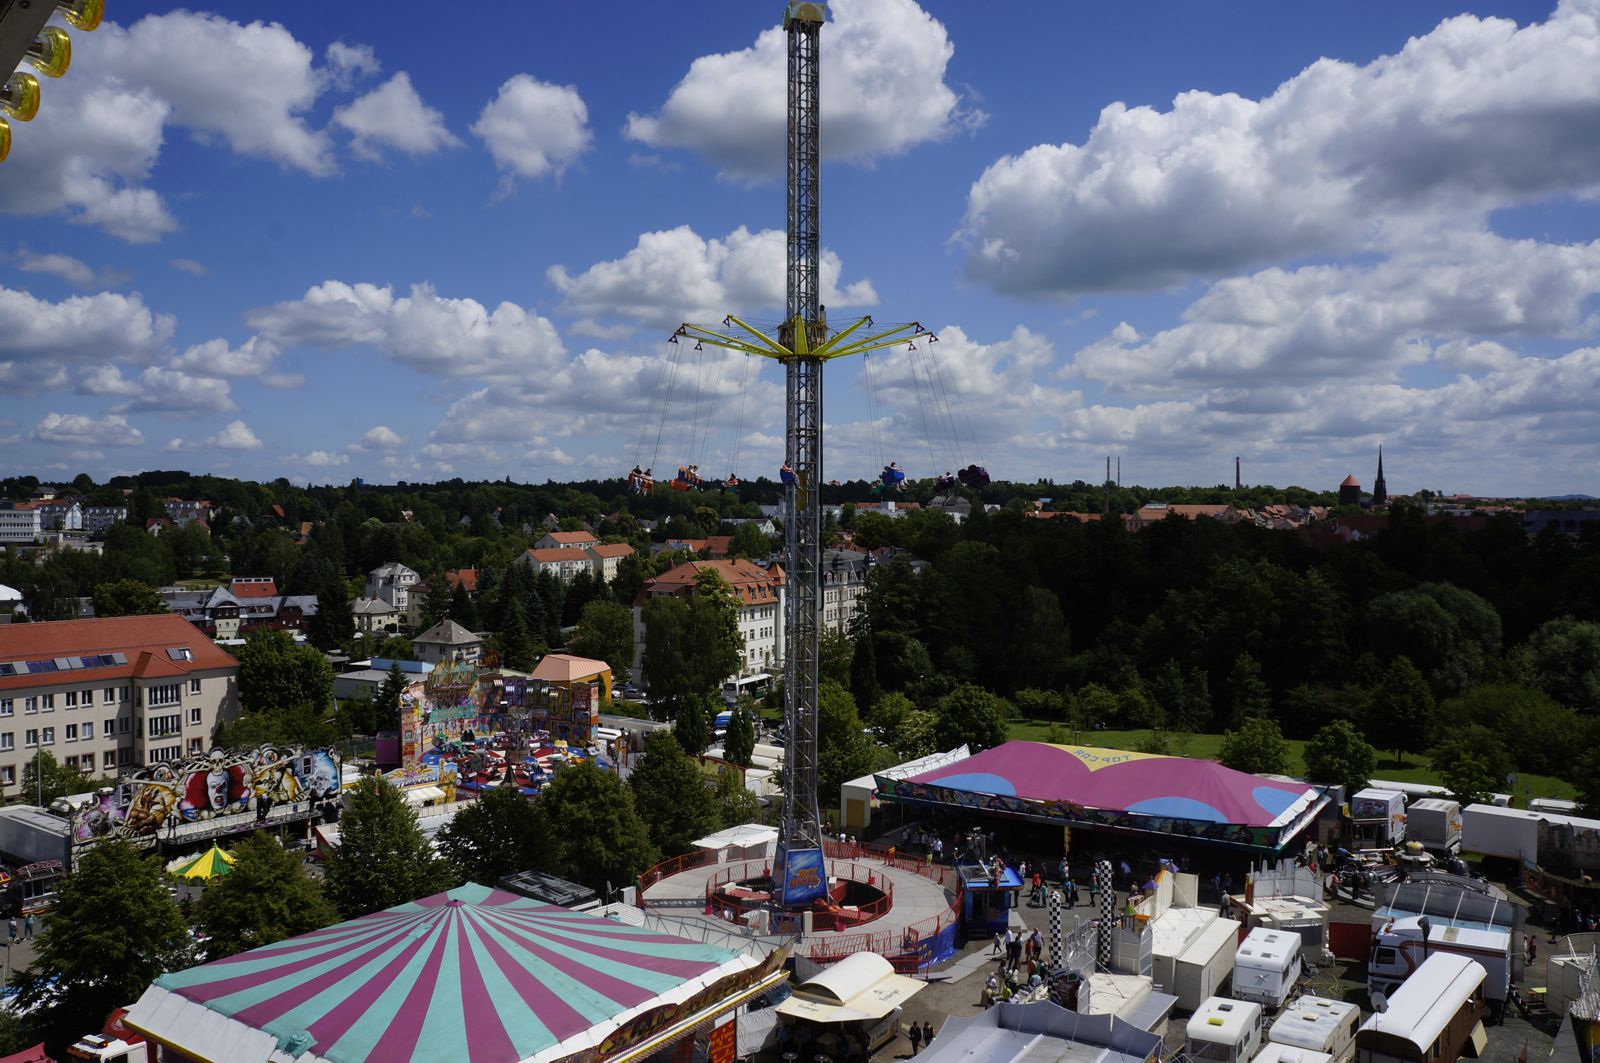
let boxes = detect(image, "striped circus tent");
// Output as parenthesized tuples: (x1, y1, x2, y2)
(125, 883, 788, 1063)
(169, 844, 237, 881)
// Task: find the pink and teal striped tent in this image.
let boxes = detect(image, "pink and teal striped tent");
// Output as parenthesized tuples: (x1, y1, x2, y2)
(126, 883, 774, 1063)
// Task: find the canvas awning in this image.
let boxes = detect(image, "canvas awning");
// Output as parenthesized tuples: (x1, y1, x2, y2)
(774, 953, 925, 1024)
(403, 786, 445, 805)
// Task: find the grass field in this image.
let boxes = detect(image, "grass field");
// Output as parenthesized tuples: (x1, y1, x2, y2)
(1005, 719, 1576, 804)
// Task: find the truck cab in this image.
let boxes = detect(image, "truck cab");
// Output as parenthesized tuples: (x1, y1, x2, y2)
(1368, 916, 1510, 1021)
(67, 1034, 150, 1063)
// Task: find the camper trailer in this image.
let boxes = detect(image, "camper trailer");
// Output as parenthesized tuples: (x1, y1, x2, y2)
(1269, 996, 1361, 1063)
(1233, 929, 1303, 1009)
(1253, 1045, 1331, 1063)
(1355, 954, 1487, 1063)
(1187, 997, 1264, 1063)
(1368, 915, 1512, 1020)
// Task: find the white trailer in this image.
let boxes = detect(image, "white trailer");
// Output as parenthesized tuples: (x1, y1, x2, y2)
(1253, 1045, 1331, 1063)
(1187, 997, 1263, 1063)
(1233, 929, 1302, 1009)
(1356, 954, 1487, 1063)
(1174, 917, 1244, 1011)
(1404, 799, 1462, 857)
(1460, 804, 1541, 863)
(1368, 916, 1512, 1020)
(1270, 996, 1360, 1063)
(1350, 789, 1407, 848)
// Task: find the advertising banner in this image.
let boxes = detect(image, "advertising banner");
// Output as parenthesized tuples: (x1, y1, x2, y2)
(777, 846, 828, 907)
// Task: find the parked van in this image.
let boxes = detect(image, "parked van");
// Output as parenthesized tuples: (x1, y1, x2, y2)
(1270, 996, 1360, 1063)
(1356, 953, 1487, 1063)
(1187, 997, 1263, 1063)
(1234, 928, 1302, 1009)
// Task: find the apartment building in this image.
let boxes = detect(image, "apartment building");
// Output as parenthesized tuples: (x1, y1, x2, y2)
(0, 614, 241, 791)
(631, 559, 786, 689)
(0, 504, 41, 544)
(521, 543, 636, 585)
(82, 506, 130, 535)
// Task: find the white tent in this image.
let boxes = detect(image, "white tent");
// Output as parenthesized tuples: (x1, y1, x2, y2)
(774, 953, 925, 1023)
(695, 823, 778, 863)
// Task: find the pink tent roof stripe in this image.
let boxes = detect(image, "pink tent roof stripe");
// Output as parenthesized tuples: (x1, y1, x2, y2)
(903, 741, 1315, 828)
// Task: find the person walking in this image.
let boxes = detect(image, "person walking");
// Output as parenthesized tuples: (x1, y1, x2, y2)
(1527, 934, 1538, 967)
(908, 1019, 923, 1056)
(922, 1021, 935, 1049)
(23, 913, 33, 940)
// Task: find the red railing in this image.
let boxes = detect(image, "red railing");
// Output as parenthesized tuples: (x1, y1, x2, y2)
(636, 848, 718, 902)
(703, 859, 896, 930)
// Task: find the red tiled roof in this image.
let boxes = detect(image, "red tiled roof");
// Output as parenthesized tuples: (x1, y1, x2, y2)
(587, 544, 635, 559)
(230, 578, 279, 599)
(445, 568, 479, 592)
(637, 559, 785, 607)
(527, 547, 590, 563)
(544, 531, 597, 545)
(0, 614, 238, 692)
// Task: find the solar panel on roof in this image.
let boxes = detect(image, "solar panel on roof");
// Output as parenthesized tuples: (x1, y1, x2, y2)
(112, 652, 127, 665)
(54, 658, 71, 670)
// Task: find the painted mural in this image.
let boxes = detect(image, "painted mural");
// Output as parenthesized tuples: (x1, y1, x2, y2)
(399, 660, 524, 768)
(70, 746, 341, 847)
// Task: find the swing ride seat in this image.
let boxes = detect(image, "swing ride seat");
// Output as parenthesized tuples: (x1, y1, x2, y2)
(935, 475, 957, 492)
(958, 465, 991, 488)
(779, 468, 798, 486)
(669, 477, 694, 492)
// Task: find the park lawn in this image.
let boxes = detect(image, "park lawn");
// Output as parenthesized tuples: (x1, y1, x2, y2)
(1005, 720, 1576, 804)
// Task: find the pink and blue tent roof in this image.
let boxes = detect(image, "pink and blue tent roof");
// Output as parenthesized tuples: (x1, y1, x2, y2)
(896, 741, 1319, 829)
(130, 883, 759, 1063)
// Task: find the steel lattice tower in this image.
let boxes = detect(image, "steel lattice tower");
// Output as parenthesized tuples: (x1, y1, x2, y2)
(674, 1, 929, 910)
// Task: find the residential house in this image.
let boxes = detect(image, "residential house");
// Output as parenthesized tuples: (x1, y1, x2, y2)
(534, 530, 600, 551)
(82, 506, 129, 534)
(586, 543, 635, 582)
(365, 563, 421, 613)
(31, 499, 83, 532)
(632, 559, 786, 690)
(0, 613, 241, 781)
(352, 597, 403, 636)
(520, 544, 635, 585)
(164, 499, 213, 526)
(160, 579, 317, 641)
(411, 619, 483, 664)
(820, 549, 869, 635)
(1129, 502, 1245, 530)
(0, 504, 41, 544)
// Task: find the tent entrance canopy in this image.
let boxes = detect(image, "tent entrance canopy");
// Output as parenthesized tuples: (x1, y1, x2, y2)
(775, 953, 925, 1024)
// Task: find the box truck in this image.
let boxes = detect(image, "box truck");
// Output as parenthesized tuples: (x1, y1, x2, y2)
(1233, 928, 1302, 1009)
(1368, 915, 1511, 1021)
(1269, 996, 1360, 1063)
(1356, 953, 1487, 1063)
(1460, 804, 1540, 863)
(1404, 799, 1461, 857)
(1349, 789, 1406, 849)
(1187, 997, 1263, 1063)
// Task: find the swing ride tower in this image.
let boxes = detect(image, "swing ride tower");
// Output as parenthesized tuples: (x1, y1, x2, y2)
(674, 1, 930, 910)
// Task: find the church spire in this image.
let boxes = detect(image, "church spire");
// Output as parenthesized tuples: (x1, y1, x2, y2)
(1373, 445, 1388, 508)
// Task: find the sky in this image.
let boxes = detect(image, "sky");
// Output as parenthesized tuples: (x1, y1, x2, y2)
(2, 0, 1598, 497)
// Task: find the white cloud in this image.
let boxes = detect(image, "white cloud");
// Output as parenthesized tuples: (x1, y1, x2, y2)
(472, 75, 591, 183)
(1068, 233, 1600, 395)
(14, 248, 96, 287)
(246, 280, 565, 382)
(960, 0, 1600, 296)
(333, 72, 460, 160)
(86, 365, 236, 415)
(288, 450, 351, 467)
(32, 412, 143, 447)
(0, 287, 174, 391)
(548, 225, 877, 328)
(625, 0, 984, 180)
(324, 41, 380, 90)
(168, 336, 283, 379)
(211, 420, 263, 450)
(352, 425, 404, 451)
(169, 258, 208, 276)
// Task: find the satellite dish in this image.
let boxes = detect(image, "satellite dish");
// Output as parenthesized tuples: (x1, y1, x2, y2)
(1370, 990, 1388, 1013)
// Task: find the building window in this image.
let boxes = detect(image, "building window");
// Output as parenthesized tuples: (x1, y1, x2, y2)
(65, 724, 77, 742)
(41, 727, 54, 745)
(189, 708, 202, 725)
(82, 689, 93, 707)
(0, 699, 10, 717)
(119, 748, 133, 765)
(0, 766, 11, 786)
(189, 738, 203, 754)
(188, 678, 202, 695)
(148, 684, 181, 708)
(102, 752, 116, 770)
(149, 714, 182, 738)
(24, 729, 38, 748)
(64, 756, 77, 770)
(103, 686, 117, 703)
(64, 691, 78, 708)
(119, 717, 130, 734)
(23, 697, 36, 715)
(0, 733, 10, 751)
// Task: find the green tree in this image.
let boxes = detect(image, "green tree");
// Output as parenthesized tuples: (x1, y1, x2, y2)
(818, 680, 880, 797)
(728, 523, 773, 560)
(308, 576, 354, 651)
(673, 693, 712, 755)
(1438, 683, 1578, 778)
(435, 786, 550, 887)
(90, 578, 167, 617)
(893, 709, 941, 761)
(1223, 652, 1272, 728)
(539, 760, 657, 893)
(723, 703, 757, 767)
(1014, 688, 1067, 723)
(934, 683, 1009, 752)
(236, 627, 333, 716)
(1576, 747, 1600, 819)
(1520, 617, 1600, 710)
(628, 732, 717, 856)
(194, 833, 338, 959)
(1302, 720, 1378, 796)
(1367, 583, 1502, 698)
(323, 777, 454, 919)
(568, 600, 635, 680)
(494, 602, 539, 672)
(1014, 586, 1071, 690)
(641, 570, 742, 703)
(1218, 717, 1291, 775)
(1367, 656, 1436, 766)
(419, 576, 453, 629)
(711, 765, 760, 828)
(849, 633, 881, 711)
(1429, 725, 1512, 805)
(20, 750, 88, 806)
(376, 661, 407, 733)
(12, 841, 189, 1052)
(373, 634, 416, 661)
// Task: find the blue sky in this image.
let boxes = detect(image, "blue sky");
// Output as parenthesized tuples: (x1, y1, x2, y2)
(2, 0, 1596, 496)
